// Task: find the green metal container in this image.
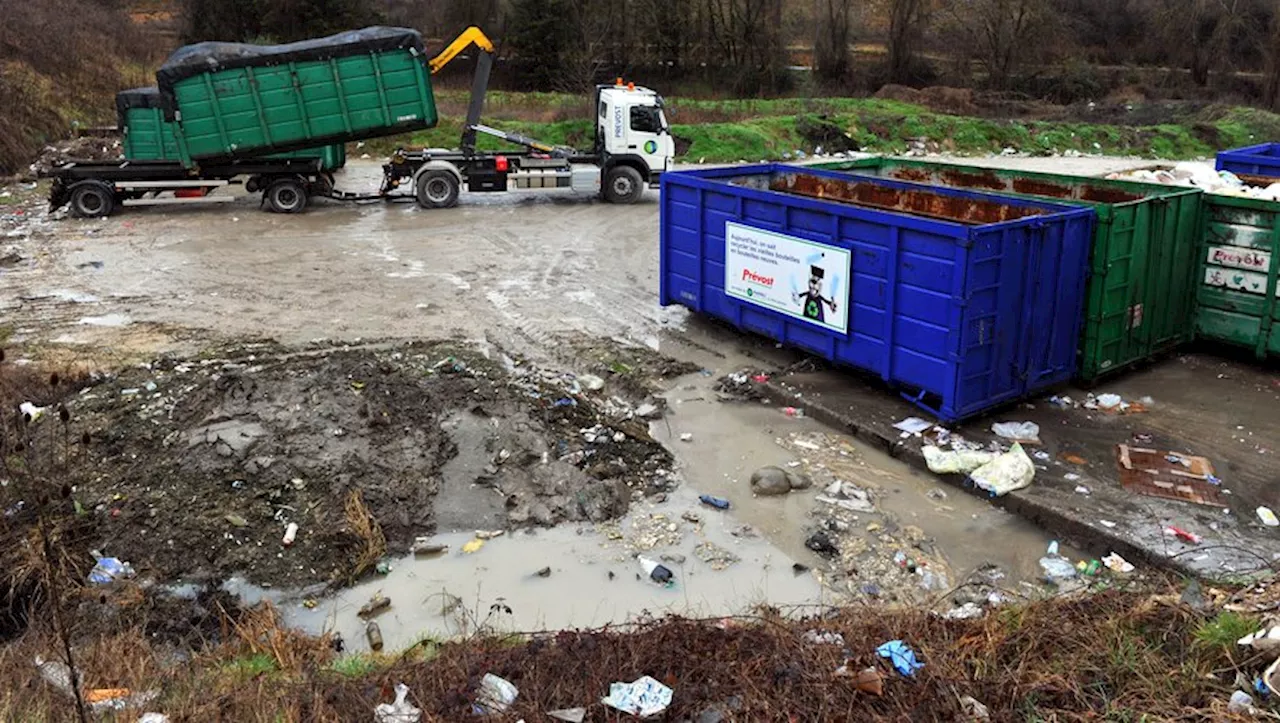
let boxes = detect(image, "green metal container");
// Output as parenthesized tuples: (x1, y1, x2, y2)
(155, 27, 436, 167)
(118, 88, 347, 170)
(813, 157, 1204, 382)
(1196, 194, 1280, 357)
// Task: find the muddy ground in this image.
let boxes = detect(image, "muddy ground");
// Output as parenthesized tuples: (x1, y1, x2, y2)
(9, 340, 678, 591)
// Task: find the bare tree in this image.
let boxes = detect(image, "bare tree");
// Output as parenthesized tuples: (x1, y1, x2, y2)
(814, 0, 857, 84)
(1143, 0, 1255, 86)
(886, 0, 929, 84)
(939, 0, 1058, 89)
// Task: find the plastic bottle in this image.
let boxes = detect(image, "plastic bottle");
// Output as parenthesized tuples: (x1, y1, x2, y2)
(638, 556, 674, 583)
(1046, 540, 1059, 556)
(366, 621, 383, 651)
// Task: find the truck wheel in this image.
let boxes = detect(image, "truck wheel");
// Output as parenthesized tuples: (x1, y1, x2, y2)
(69, 182, 116, 218)
(266, 179, 308, 214)
(604, 166, 644, 204)
(416, 171, 460, 209)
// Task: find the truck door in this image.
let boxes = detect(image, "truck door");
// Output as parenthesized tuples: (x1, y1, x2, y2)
(624, 103, 674, 175)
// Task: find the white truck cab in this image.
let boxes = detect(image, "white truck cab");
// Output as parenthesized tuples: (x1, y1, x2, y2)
(596, 80, 675, 191)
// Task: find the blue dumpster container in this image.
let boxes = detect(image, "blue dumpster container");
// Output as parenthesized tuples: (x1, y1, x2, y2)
(659, 164, 1095, 421)
(1217, 143, 1280, 179)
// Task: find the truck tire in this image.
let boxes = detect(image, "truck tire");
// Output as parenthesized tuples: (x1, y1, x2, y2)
(604, 166, 644, 204)
(416, 170, 460, 209)
(266, 178, 308, 214)
(69, 181, 116, 218)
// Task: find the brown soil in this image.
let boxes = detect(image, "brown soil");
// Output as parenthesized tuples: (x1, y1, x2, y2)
(8, 340, 672, 591)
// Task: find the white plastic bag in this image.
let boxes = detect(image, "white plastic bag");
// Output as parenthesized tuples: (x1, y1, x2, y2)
(923, 446, 994, 475)
(374, 683, 422, 723)
(991, 421, 1040, 444)
(601, 676, 673, 717)
(969, 443, 1034, 496)
(473, 673, 518, 715)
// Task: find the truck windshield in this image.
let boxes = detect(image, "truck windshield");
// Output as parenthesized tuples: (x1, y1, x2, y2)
(630, 106, 663, 134)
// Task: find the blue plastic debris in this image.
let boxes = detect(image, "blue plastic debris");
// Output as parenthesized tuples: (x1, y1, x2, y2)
(87, 557, 134, 585)
(876, 640, 923, 677)
(552, 398, 576, 407)
(699, 494, 731, 510)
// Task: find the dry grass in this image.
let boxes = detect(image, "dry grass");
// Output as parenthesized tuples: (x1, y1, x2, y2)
(343, 489, 386, 582)
(0, 585, 1264, 721)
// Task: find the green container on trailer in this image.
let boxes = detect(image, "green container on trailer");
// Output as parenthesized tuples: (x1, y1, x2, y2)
(812, 157, 1203, 382)
(117, 87, 347, 170)
(155, 27, 436, 167)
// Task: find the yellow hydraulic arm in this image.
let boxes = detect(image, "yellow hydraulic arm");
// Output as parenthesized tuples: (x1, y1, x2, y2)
(429, 26, 495, 74)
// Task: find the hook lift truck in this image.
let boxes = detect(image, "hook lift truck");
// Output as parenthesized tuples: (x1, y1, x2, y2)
(44, 27, 675, 216)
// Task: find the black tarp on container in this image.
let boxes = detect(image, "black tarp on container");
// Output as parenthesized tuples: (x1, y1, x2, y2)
(155, 26, 425, 97)
(115, 87, 163, 130)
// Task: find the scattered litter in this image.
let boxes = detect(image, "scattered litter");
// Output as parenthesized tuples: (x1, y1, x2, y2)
(1074, 485, 1090, 495)
(35, 656, 74, 697)
(1064, 473, 1081, 482)
(638, 556, 674, 584)
(1039, 545, 1077, 582)
(781, 406, 805, 418)
(475, 529, 505, 540)
(1229, 689, 1258, 715)
(926, 488, 948, 501)
(699, 494, 730, 510)
(923, 445, 995, 475)
(694, 541, 740, 570)
(547, 708, 587, 723)
(835, 665, 884, 695)
(359, 594, 391, 618)
(959, 695, 991, 720)
(473, 673, 518, 716)
(138, 715, 170, 723)
(679, 433, 693, 442)
(1032, 450, 1051, 461)
(83, 688, 159, 713)
(1099, 520, 1116, 528)
(1238, 626, 1280, 655)
(374, 683, 421, 723)
(1102, 552, 1134, 574)
(88, 556, 135, 585)
(1164, 526, 1202, 544)
(805, 530, 839, 556)
(19, 402, 45, 421)
(969, 443, 1035, 496)
(634, 403, 660, 419)
(1116, 445, 1225, 507)
(462, 538, 486, 554)
(411, 538, 448, 556)
(282, 522, 299, 546)
(535, 566, 552, 577)
(366, 621, 383, 650)
(577, 374, 605, 391)
(876, 640, 924, 676)
(803, 630, 846, 645)
(1060, 452, 1087, 465)
(945, 602, 984, 619)
(1259, 507, 1280, 527)
(991, 421, 1040, 444)
(893, 416, 933, 435)
(224, 513, 249, 528)
(601, 676, 673, 717)
(1096, 393, 1122, 410)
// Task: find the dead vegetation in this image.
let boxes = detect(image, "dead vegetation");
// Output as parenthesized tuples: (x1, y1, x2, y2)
(343, 489, 387, 583)
(0, 583, 1267, 721)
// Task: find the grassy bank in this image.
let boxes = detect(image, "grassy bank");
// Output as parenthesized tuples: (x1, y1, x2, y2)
(361, 90, 1280, 163)
(1, 584, 1269, 721)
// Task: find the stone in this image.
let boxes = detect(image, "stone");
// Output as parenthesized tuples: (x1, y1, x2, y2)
(750, 466, 792, 496)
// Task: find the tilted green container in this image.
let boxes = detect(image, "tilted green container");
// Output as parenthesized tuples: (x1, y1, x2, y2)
(155, 27, 436, 167)
(813, 157, 1204, 382)
(1196, 194, 1280, 357)
(117, 88, 346, 170)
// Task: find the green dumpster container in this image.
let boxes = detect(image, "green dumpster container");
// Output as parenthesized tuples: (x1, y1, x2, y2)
(155, 27, 436, 167)
(1197, 193, 1280, 357)
(813, 157, 1204, 382)
(118, 87, 346, 170)
(1104, 165, 1280, 358)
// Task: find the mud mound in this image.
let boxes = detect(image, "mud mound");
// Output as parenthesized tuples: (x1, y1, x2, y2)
(874, 84, 976, 115)
(39, 342, 670, 589)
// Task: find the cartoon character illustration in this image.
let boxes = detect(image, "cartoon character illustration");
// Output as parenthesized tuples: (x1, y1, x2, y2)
(794, 264, 838, 322)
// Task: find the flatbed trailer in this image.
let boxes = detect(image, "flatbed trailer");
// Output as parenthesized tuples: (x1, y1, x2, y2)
(46, 157, 335, 217)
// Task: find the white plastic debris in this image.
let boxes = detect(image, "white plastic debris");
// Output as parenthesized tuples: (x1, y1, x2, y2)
(1074, 485, 1091, 495)
(803, 630, 846, 645)
(1229, 689, 1258, 715)
(969, 443, 1035, 496)
(893, 417, 933, 435)
(991, 421, 1040, 444)
(473, 674, 518, 715)
(1039, 555, 1077, 582)
(1237, 625, 1280, 655)
(35, 656, 74, 697)
(959, 695, 991, 720)
(19, 402, 46, 421)
(374, 682, 422, 723)
(601, 676, 673, 717)
(547, 709, 587, 723)
(87, 557, 135, 585)
(923, 446, 995, 475)
(1102, 552, 1134, 574)
(577, 374, 605, 391)
(137, 715, 170, 723)
(1258, 507, 1280, 527)
(679, 433, 693, 442)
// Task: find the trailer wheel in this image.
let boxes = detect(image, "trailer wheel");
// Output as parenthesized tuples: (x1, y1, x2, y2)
(266, 179, 308, 214)
(604, 166, 644, 204)
(69, 182, 116, 218)
(416, 170, 460, 209)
